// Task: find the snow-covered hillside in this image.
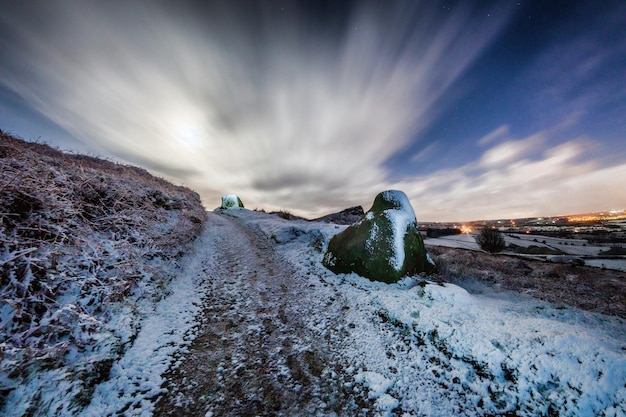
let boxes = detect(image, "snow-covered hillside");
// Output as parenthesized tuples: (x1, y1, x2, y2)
(4, 201, 625, 416)
(0, 133, 206, 415)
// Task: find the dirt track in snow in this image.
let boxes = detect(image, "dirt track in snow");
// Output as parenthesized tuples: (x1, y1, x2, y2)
(153, 212, 368, 416)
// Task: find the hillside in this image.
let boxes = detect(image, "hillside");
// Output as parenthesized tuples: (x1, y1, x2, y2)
(0, 131, 206, 414)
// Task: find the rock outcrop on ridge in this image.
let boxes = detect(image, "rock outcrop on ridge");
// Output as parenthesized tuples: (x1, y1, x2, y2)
(323, 190, 433, 283)
(221, 194, 244, 209)
(313, 206, 365, 225)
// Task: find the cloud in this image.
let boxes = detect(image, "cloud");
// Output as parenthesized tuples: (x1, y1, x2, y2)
(396, 132, 626, 221)
(477, 125, 509, 146)
(410, 143, 438, 163)
(4, 2, 622, 221)
(0, 1, 511, 215)
(478, 132, 544, 168)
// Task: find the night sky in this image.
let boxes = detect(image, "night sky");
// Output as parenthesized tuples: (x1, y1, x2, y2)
(1, 0, 625, 221)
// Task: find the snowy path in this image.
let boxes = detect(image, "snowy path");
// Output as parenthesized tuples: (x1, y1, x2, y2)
(153, 213, 363, 416)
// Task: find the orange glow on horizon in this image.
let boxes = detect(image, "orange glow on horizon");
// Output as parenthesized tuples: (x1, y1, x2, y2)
(460, 225, 473, 234)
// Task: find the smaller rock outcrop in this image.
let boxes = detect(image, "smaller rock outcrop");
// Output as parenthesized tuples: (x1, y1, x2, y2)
(313, 206, 365, 225)
(323, 190, 434, 283)
(221, 195, 244, 209)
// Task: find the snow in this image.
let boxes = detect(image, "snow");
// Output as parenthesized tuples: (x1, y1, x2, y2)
(8, 207, 623, 416)
(228, 209, 626, 416)
(380, 190, 418, 272)
(504, 233, 607, 256)
(337, 278, 625, 416)
(354, 371, 399, 416)
(82, 228, 217, 416)
(381, 190, 417, 221)
(585, 258, 626, 271)
(375, 394, 400, 416)
(366, 222, 380, 254)
(424, 233, 480, 250)
(354, 371, 395, 399)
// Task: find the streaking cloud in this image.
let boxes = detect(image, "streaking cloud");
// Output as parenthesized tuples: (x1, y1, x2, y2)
(395, 127, 626, 222)
(0, 1, 509, 215)
(1, 1, 624, 220)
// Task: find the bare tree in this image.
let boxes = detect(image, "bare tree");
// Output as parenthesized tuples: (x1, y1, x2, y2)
(475, 227, 506, 253)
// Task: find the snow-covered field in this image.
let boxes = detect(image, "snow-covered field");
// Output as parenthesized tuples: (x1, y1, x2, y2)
(424, 232, 626, 272)
(423, 233, 480, 251)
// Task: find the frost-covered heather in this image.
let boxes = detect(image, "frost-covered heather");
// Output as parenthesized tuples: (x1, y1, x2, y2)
(227, 209, 626, 417)
(0, 132, 206, 415)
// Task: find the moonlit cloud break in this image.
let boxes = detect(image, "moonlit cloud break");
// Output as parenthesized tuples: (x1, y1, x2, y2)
(1, 1, 625, 221)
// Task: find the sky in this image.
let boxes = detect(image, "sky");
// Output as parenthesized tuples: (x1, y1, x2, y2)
(1, 0, 625, 222)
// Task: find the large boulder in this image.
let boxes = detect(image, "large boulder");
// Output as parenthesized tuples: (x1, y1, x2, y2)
(220, 194, 244, 209)
(323, 190, 434, 283)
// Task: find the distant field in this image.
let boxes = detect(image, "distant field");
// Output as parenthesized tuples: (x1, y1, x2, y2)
(424, 231, 626, 272)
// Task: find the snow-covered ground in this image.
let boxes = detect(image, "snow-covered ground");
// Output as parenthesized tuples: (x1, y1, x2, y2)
(227, 209, 626, 416)
(504, 233, 607, 256)
(8, 209, 624, 416)
(424, 232, 605, 255)
(585, 258, 626, 272)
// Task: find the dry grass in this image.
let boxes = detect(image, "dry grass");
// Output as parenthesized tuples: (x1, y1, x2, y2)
(0, 131, 206, 411)
(429, 246, 626, 318)
(270, 209, 306, 221)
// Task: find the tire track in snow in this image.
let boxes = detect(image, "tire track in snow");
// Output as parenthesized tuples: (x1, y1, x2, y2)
(154, 212, 364, 416)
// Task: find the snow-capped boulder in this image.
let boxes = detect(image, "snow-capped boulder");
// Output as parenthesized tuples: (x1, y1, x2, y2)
(322, 190, 434, 283)
(220, 194, 244, 209)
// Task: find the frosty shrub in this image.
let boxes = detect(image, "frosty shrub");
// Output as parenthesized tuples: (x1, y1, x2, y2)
(275, 209, 294, 220)
(0, 131, 206, 413)
(475, 227, 506, 253)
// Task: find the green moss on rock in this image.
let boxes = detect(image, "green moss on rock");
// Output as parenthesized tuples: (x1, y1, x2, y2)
(323, 190, 433, 283)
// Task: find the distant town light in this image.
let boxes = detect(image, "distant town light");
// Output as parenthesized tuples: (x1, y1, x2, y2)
(566, 211, 626, 222)
(460, 225, 473, 234)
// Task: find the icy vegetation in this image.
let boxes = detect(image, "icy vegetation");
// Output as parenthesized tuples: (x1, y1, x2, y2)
(0, 132, 206, 414)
